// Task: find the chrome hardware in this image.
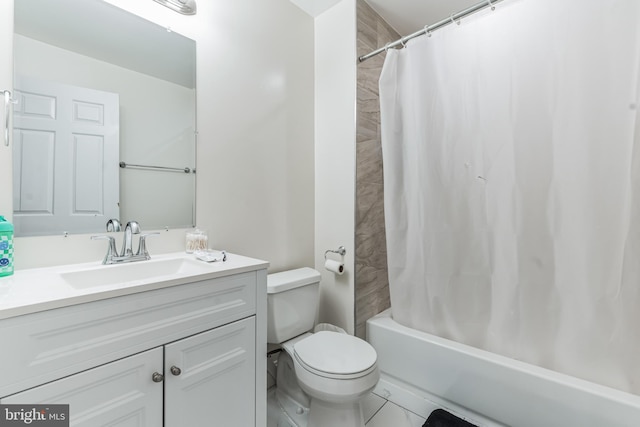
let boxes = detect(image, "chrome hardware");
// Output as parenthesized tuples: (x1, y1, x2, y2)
(3, 90, 17, 147)
(137, 232, 160, 260)
(152, 372, 164, 383)
(121, 221, 141, 257)
(90, 235, 118, 265)
(170, 366, 182, 376)
(120, 161, 193, 174)
(92, 221, 159, 264)
(3, 90, 10, 146)
(324, 246, 347, 259)
(106, 218, 121, 232)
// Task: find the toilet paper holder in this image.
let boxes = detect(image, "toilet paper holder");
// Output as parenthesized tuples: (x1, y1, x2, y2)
(324, 246, 346, 275)
(324, 246, 346, 259)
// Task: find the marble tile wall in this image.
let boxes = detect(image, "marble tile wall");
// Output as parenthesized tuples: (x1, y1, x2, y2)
(355, 0, 399, 339)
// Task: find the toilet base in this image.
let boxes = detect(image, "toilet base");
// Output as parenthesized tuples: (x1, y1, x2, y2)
(307, 398, 365, 427)
(274, 331, 379, 427)
(276, 388, 309, 426)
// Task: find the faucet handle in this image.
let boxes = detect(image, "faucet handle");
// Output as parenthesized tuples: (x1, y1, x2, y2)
(91, 235, 119, 264)
(136, 232, 160, 259)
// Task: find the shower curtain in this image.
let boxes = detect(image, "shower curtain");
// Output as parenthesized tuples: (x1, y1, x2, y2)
(379, 0, 640, 394)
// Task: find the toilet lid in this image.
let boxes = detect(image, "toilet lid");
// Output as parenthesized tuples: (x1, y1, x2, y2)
(293, 331, 377, 377)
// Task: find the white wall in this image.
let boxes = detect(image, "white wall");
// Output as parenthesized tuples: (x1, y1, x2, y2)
(192, 0, 315, 273)
(314, 0, 357, 333)
(2, 0, 315, 271)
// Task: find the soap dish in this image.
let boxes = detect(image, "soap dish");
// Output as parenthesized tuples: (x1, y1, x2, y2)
(194, 249, 227, 263)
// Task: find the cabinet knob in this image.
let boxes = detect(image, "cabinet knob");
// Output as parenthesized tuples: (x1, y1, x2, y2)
(170, 366, 182, 376)
(152, 372, 164, 383)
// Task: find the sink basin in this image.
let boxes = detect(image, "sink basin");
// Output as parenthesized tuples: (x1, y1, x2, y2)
(60, 257, 212, 289)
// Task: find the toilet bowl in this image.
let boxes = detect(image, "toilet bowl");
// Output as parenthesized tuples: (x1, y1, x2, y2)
(267, 268, 380, 427)
(290, 331, 379, 427)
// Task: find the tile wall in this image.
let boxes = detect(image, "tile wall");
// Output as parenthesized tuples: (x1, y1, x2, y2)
(355, 0, 399, 338)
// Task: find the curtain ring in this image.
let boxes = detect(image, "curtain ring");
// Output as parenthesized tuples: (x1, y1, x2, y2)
(424, 24, 432, 38)
(399, 39, 406, 49)
(487, 0, 495, 10)
(450, 12, 461, 25)
(384, 42, 391, 51)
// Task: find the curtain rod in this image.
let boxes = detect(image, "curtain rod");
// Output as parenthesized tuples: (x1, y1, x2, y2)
(358, 0, 504, 63)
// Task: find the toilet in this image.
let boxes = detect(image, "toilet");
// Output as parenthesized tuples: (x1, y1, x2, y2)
(267, 268, 379, 427)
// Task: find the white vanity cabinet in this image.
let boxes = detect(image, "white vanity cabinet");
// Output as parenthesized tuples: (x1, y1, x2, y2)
(2, 347, 165, 426)
(3, 318, 255, 426)
(0, 259, 267, 427)
(165, 317, 256, 426)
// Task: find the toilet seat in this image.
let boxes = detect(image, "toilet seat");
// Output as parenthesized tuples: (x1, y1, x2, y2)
(293, 331, 378, 380)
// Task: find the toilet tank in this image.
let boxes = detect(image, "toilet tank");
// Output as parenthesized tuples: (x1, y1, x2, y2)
(267, 267, 321, 344)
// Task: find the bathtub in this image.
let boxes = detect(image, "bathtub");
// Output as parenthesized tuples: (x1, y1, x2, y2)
(366, 309, 640, 427)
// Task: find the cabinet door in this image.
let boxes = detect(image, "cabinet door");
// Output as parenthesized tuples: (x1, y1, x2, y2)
(2, 348, 163, 427)
(165, 317, 256, 426)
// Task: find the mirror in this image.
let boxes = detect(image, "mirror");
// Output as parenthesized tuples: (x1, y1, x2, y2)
(13, 0, 196, 237)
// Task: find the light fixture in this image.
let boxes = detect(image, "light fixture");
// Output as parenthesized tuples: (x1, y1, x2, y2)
(152, 0, 197, 15)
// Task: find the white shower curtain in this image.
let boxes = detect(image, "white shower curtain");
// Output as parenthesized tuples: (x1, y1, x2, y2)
(380, 0, 640, 394)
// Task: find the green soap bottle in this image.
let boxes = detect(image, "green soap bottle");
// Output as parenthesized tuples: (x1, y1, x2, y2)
(0, 216, 14, 277)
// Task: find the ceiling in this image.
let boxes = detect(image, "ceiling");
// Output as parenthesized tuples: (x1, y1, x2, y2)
(290, 0, 342, 17)
(364, 0, 481, 36)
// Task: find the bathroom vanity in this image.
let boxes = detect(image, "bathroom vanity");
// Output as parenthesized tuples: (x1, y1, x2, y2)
(0, 252, 268, 426)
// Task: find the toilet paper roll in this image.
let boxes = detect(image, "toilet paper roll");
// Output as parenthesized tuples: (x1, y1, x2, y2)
(325, 259, 344, 275)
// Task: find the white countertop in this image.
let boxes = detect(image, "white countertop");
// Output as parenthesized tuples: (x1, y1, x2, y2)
(0, 251, 269, 320)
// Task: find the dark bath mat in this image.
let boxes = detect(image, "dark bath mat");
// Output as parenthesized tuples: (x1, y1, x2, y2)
(423, 409, 478, 427)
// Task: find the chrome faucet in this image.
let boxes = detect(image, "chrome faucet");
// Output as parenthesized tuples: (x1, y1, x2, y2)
(106, 218, 121, 232)
(121, 221, 141, 257)
(92, 220, 159, 264)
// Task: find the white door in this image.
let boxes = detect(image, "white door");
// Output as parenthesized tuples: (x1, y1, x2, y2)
(13, 76, 119, 236)
(1, 348, 164, 426)
(164, 317, 257, 427)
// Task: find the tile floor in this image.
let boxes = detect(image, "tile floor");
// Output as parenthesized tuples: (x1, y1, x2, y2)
(267, 388, 426, 427)
(362, 392, 426, 427)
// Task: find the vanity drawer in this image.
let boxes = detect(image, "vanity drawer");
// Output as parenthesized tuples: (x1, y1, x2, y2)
(0, 271, 258, 398)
